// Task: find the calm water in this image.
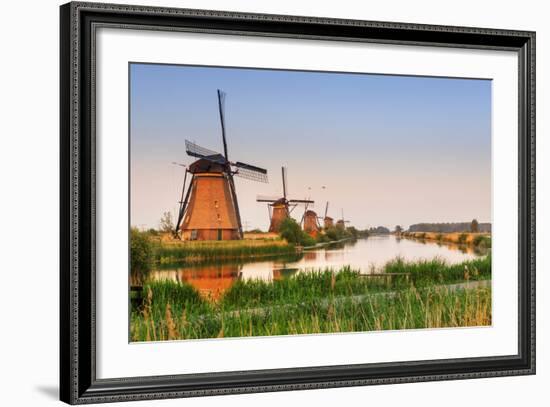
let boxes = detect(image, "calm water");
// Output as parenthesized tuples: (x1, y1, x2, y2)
(149, 236, 485, 300)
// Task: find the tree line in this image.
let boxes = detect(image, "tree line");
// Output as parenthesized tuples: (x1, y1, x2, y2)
(407, 221, 491, 233)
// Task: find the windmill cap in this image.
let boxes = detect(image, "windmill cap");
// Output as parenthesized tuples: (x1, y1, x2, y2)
(189, 156, 226, 173)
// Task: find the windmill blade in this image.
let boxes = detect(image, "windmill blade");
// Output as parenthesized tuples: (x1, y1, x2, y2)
(217, 89, 229, 160)
(256, 194, 281, 203)
(233, 161, 268, 183)
(235, 168, 268, 183)
(174, 174, 194, 236)
(282, 167, 288, 199)
(234, 161, 267, 174)
(174, 169, 189, 235)
(185, 140, 226, 164)
(324, 201, 329, 218)
(226, 171, 243, 238)
(289, 199, 314, 204)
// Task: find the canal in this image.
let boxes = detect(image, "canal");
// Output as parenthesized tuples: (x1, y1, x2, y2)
(149, 235, 486, 300)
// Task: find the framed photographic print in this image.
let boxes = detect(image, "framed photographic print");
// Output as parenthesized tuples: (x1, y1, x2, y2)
(60, 1, 536, 404)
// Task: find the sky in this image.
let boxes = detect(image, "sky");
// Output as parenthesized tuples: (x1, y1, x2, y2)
(130, 63, 492, 231)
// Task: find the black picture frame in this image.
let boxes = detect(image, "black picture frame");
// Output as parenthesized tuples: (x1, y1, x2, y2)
(60, 1, 536, 404)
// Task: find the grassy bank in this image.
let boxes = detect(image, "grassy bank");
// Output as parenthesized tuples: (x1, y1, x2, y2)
(154, 239, 297, 264)
(131, 285, 491, 340)
(402, 231, 491, 248)
(131, 228, 297, 271)
(130, 255, 492, 341)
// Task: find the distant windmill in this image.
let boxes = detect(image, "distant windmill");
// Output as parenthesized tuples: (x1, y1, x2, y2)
(303, 209, 320, 237)
(174, 89, 268, 241)
(336, 208, 350, 230)
(322, 201, 334, 229)
(257, 167, 313, 233)
(299, 190, 320, 237)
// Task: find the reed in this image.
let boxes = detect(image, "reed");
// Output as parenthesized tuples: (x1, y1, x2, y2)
(384, 254, 491, 286)
(130, 285, 491, 341)
(130, 255, 492, 341)
(220, 266, 409, 310)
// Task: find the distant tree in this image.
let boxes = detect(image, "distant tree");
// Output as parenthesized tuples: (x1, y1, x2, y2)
(279, 218, 316, 246)
(347, 226, 359, 239)
(470, 219, 479, 233)
(394, 225, 403, 234)
(159, 211, 174, 233)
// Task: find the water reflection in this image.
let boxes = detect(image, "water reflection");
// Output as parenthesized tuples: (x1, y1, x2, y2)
(145, 235, 487, 300)
(150, 263, 242, 300)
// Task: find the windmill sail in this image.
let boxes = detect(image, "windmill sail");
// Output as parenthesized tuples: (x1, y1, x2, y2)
(234, 161, 268, 183)
(185, 140, 226, 164)
(217, 89, 229, 160)
(282, 167, 287, 199)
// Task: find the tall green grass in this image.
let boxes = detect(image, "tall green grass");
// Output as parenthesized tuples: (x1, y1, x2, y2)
(384, 254, 491, 286)
(130, 255, 492, 341)
(220, 267, 409, 310)
(130, 285, 491, 341)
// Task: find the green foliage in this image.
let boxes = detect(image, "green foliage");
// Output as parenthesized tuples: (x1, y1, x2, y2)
(346, 226, 359, 239)
(279, 218, 316, 247)
(315, 234, 331, 243)
(457, 233, 468, 244)
(130, 228, 153, 278)
(473, 235, 492, 249)
(324, 226, 353, 241)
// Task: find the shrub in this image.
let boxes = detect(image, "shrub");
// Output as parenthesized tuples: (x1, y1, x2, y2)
(130, 228, 153, 278)
(458, 233, 468, 244)
(279, 218, 316, 247)
(473, 235, 492, 249)
(316, 234, 331, 243)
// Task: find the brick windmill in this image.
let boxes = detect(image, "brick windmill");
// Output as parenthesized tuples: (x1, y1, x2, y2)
(322, 201, 334, 229)
(174, 90, 268, 241)
(257, 167, 313, 233)
(336, 208, 351, 230)
(302, 209, 320, 237)
(299, 193, 320, 237)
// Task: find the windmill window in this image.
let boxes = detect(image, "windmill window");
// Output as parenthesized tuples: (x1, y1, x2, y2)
(191, 230, 198, 240)
(214, 200, 219, 208)
(217, 214, 221, 222)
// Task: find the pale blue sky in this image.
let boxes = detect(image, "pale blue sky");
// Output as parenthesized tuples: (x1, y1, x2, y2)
(130, 63, 491, 231)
